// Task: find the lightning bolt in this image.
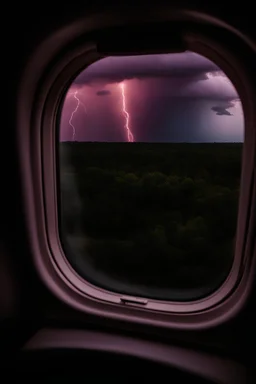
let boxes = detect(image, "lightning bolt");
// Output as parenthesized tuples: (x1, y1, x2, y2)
(119, 82, 134, 142)
(69, 90, 86, 141)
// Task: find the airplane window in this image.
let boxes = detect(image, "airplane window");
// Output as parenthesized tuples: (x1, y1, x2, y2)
(58, 51, 244, 301)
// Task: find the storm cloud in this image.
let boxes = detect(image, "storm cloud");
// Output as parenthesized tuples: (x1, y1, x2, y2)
(74, 51, 219, 86)
(60, 52, 243, 143)
(73, 51, 238, 102)
(211, 101, 234, 116)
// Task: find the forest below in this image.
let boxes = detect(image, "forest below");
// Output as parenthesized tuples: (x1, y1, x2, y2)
(59, 142, 242, 300)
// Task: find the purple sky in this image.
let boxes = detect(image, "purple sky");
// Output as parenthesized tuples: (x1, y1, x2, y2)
(60, 51, 244, 143)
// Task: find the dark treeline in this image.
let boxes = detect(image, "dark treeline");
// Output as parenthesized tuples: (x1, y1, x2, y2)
(59, 142, 242, 299)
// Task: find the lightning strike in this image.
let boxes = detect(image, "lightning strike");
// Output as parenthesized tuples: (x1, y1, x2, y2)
(119, 82, 134, 142)
(69, 90, 86, 141)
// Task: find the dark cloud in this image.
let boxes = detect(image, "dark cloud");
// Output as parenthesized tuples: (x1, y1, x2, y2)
(96, 89, 111, 96)
(217, 109, 232, 116)
(74, 51, 218, 85)
(211, 102, 234, 116)
(70, 53, 239, 103)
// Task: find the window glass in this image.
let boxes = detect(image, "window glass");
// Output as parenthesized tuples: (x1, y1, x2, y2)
(58, 51, 244, 300)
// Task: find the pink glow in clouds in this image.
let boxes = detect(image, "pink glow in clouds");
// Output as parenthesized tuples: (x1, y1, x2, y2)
(59, 52, 244, 143)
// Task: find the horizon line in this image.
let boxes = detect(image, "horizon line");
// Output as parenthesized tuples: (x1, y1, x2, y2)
(59, 140, 243, 144)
